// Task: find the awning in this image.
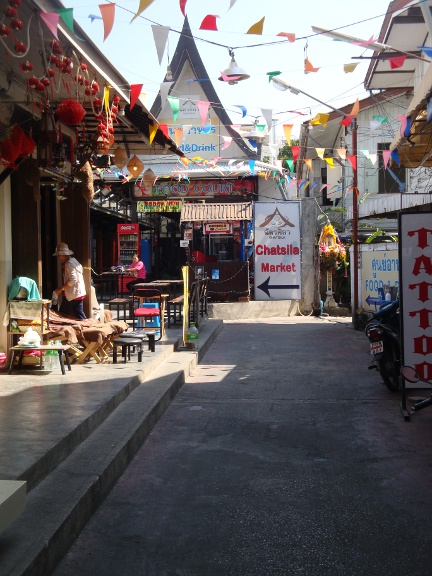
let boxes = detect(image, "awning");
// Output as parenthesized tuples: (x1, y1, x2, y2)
(180, 202, 253, 222)
(390, 62, 432, 167)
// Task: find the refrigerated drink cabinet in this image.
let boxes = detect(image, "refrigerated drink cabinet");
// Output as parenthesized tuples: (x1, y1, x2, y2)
(117, 223, 140, 295)
(118, 223, 139, 266)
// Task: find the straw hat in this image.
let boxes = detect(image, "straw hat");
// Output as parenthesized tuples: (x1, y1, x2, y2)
(53, 242, 74, 256)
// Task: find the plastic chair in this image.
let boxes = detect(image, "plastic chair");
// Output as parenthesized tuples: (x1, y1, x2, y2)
(132, 288, 163, 340)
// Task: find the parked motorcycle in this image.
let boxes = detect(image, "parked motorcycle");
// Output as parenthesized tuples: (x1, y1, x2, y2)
(365, 299, 401, 391)
(400, 365, 432, 413)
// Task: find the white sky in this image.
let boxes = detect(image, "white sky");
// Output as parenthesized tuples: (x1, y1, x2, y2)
(72, 0, 396, 139)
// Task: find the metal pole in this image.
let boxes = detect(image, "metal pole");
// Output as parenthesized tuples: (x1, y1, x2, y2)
(352, 119, 359, 323)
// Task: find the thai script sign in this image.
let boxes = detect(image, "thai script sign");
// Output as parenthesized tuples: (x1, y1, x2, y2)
(399, 212, 432, 388)
(254, 201, 301, 301)
(361, 247, 399, 311)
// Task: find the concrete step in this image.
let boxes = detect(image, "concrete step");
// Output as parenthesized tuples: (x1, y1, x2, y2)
(0, 320, 223, 576)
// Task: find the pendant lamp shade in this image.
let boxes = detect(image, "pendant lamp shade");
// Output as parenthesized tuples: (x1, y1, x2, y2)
(127, 154, 144, 175)
(142, 168, 156, 188)
(113, 146, 128, 168)
(218, 52, 250, 85)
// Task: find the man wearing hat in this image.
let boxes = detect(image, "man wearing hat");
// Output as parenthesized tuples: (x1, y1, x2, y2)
(53, 242, 87, 319)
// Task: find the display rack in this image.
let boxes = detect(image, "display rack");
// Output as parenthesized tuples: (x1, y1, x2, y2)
(117, 223, 140, 294)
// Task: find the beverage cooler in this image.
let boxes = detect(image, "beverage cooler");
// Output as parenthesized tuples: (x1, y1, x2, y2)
(117, 223, 139, 294)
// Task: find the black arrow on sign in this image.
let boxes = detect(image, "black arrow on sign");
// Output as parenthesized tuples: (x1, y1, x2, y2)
(257, 276, 300, 297)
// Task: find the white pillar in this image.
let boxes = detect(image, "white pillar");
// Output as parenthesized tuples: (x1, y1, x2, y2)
(0, 176, 12, 353)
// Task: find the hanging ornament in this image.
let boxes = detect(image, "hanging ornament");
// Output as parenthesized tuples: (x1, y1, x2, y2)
(14, 41, 26, 55)
(113, 146, 127, 168)
(142, 168, 156, 188)
(9, 0, 22, 7)
(5, 7, 17, 18)
(127, 154, 144, 175)
(0, 24, 11, 38)
(50, 40, 62, 55)
(19, 60, 33, 73)
(27, 76, 39, 89)
(55, 99, 86, 126)
(10, 18, 23, 30)
(40, 77, 50, 87)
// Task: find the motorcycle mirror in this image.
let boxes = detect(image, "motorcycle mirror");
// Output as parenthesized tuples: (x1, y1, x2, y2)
(400, 365, 420, 384)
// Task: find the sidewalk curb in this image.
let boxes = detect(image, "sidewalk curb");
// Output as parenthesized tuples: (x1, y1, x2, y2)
(1, 320, 223, 576)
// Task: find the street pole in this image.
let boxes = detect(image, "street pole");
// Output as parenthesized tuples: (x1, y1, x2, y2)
(352, 118, 359, 323)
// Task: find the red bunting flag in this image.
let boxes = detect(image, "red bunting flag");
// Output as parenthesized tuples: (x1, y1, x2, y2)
(347, 155, 357, 171)
(130, 84, 143, 111)
(180, 0, 187, 16)
(291, 145, 300, 163)
(159, 124, 169, 138)
(389, 55, 406, 69)
(199, 15, 219, 31)
(340, 115, 354, 127)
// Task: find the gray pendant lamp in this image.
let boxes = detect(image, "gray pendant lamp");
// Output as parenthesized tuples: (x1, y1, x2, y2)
(218, 50, 250, 85)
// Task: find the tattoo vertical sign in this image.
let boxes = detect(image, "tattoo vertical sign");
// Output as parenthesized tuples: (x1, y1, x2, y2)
(399, 212, 432, 390)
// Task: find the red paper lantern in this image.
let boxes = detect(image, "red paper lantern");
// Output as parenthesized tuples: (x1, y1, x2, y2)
(20, 60, 33, 73)
(27, 76, 39, 89)
(20, 133, 35, 156)
(9, 0, 22, 7)
(55, 99, 86, 126)
(10, 18, 23, 30)
(5, 7, 17, 18)
(50, 40, 62, 55)
(14, 41, 26, 55)
(0, 24, 11, 38)
(0, 124, 24, 164)
(81, 63, 88, 71)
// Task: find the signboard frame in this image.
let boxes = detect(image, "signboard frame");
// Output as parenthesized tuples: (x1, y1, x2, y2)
(254, 201, 301, 301)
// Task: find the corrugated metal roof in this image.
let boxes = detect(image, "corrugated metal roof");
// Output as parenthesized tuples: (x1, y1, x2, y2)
(180, 202, 253, 222)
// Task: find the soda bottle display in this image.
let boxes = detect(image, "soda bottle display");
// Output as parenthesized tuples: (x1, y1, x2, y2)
(186, 322, 199, 349)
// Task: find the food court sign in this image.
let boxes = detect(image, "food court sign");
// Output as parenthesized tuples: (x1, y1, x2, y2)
(254, 201, 301, 301)
(133, 179, 255, 198)
(399, 212, 432, 388)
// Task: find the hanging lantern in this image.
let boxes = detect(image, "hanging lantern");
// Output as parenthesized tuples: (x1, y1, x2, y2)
(37, 107, 57, 168)
(55, 99, 86, 126)
(142, 167, 156, 189)
(127, 154, 144, 175)
(113, 146, 127, 168)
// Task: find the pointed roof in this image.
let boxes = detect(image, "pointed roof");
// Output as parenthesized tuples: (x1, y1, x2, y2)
(150, 17, 254, 158)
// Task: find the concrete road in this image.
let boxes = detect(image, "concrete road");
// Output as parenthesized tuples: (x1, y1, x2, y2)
(54, 317, 432, 576)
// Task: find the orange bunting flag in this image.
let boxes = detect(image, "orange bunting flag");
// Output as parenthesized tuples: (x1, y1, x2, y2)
(149, 123, 158, 144)
(180, 156, 189, 167)
(347, 155, 357, 171)
(335, 148, 346, 160)
(350, 99, 360, 117)
(324, 157, 334, 168)
(130, 0, 156, 23)
(346, 185, 360, 196)
(282, 124, 293, 144)
(304, 158, 313, 171)
(277, 32, 295, 42)
(174, 128, 183, 145)
(199, 15, 219, 31)
(304, 58, 319, 73)
(130, 84, 143, 111)
(315, 148, 325, 159)
(246, 17, 265, 35)
(291, 145, 300, 163)
(344, 63, 359, 73)
(99, 4, 115, 41)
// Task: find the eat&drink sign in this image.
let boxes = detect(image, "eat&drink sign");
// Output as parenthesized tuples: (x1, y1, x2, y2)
(399, 213, 432, 389)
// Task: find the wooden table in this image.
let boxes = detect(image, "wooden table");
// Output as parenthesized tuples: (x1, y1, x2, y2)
(151, 279, 184, 298)
(8, 344, 72, 375)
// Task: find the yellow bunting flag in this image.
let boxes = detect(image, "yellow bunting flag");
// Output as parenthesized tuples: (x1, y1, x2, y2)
(246, 17, 265, 35)
(315, 148, 325, 159)
(149, 123, 158, 144)
(282, 124, 293, 144)
(130, 0, 156, 23)
(103, 86, 110, 113)
(344, 63, 359, 73)
(310, 113, 329, 128)
(180, 156, 189, 167)
(304, 158, 313, 171)
(324, 157, 334, 168)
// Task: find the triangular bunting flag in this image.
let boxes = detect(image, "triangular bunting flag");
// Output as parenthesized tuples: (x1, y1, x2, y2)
(350, 99, 360, 116)
(335, 148, 346, 160)
(346, 186, 360, 196)
(246, 17, 265, 35)
(248, 160, 256, 174)
(130, 0, 156, 23)
(167, 96, 180, 122)
(347, 155, 357, 171)
(428, 97, 432, 123)
(174, 128, 183, 145)
(228, 0, 238, 10)
(315, 148, 325, 159)
(221, 136, 232, 150)
(159, 124, 169, 138)
(310, 113, 329, 128)
(57, 8, 80, 38)
(261, 108, 273, 130)
(320, 184, 329, 192)
(276, 32, 295, 42)
(266, 71, 281, 83)
(39, 12, 60, 39)
(200, 15, 219, 31)
(283, 124, 293, 144)
(180, 0, 187, 16)
(304, 58, 319, 73)
(152, 25, 170, 64)
(418, 46, 432, 59)
(390, 149, 400, 166)
(340, 115, 353, 127)
(389, 55, 406, 69)
(291, 145, 300, 163)
(230, 125, 242, 134)
(397, 115, 407, 137)
(99, 4, 115, 41)
(180, 156, 189, 167)
(324, 157, 334, 168)
(370, 120, 381, 130)
(344, 63, 359, 73)
(368, 153, 377, 165)
(304, 158, 313, 171)
(286, 159, 294, 172)
(233, 105, 247, 118)
(382, 150, 391, 170)
(149, 123, 158, 144)
(373, 115, 388, 123)
(130, 84, 143, 110)
(160, 82, 173, 104)
(220, 70, 242, 83)
(197, 100, 211, 127)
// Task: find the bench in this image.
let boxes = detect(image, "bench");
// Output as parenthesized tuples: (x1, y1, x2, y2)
(167, 295, 184, 327)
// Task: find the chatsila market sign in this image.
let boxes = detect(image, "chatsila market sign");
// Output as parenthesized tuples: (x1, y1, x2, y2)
(254, 202, 302, 301)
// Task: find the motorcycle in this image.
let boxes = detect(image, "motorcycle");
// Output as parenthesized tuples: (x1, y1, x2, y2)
(400, 366, 432, 414)
(365, 299, 401, 392)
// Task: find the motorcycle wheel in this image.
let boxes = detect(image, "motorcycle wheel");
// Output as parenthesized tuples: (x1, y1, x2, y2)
(379, 344, 401, 392)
